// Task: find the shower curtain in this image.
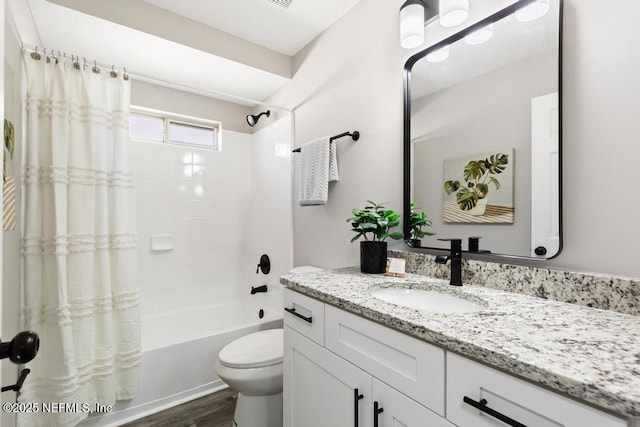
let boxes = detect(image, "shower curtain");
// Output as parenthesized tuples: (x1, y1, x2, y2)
(18, 53, 141, 427)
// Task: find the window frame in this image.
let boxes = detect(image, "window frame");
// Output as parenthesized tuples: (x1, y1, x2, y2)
(130, 105, 222, 150)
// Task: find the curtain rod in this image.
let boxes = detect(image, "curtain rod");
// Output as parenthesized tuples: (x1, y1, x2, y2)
(21, 43, 292, 112)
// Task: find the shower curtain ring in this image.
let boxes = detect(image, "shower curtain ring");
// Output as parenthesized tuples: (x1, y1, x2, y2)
(110, 65, 118, 78)
(123, 67, 129, 81)
(92, 60, 100, 74)
(30, 46, 41, 61)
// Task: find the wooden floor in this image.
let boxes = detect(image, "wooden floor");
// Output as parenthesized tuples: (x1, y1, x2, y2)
(122, 388, 237, 427)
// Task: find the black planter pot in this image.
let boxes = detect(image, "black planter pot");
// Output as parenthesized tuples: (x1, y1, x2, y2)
(360, 241, 387, 274)
(409, 239, 421, 247)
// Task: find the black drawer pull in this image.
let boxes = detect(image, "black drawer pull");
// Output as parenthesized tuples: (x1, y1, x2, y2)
(463, 396, 528, 427)
(284, 307, 313, 323)
(354, 388, 364, 427)
(373, 401, 384, 427)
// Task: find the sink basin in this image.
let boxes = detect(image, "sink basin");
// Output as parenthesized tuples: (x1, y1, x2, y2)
(370, 287, 485, 314)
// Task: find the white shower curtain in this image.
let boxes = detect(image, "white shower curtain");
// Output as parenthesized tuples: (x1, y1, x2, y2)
(19, 53, 141, 427)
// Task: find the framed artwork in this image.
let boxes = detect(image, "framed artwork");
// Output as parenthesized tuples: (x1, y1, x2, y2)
(443, 148, 514, 224)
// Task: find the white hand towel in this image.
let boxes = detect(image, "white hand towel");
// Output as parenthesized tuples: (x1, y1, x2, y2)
(299, 136, 338, 206)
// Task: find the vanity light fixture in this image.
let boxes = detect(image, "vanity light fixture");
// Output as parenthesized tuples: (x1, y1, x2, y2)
(515, 0, 550, 22)
(426, 45, 450, 63)
(400, 0, 435, 49)
(439, 0, 469, 27)
(465, 23, 494, 45)
(400, 0, 470, 49)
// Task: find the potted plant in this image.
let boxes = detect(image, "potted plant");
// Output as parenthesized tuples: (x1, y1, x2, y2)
(444, 152, 509, 216)
(409, 202, 435, 246)
(347, 200, 403, 273)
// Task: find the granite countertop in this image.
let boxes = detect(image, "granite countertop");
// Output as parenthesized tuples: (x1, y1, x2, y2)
(280, 268, 640, 419)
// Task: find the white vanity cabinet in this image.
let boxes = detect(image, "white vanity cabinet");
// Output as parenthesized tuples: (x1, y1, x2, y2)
(283, 289, 452, 427)
(447, 353, 627, 427)
(283, 288, 629, 427)
(284, 326, 372, 427)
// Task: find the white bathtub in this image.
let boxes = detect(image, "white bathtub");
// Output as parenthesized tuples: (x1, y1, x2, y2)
(81, 300, 283, 426)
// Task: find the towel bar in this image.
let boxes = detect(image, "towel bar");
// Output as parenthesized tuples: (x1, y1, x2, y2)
(292, 131, 359, 153)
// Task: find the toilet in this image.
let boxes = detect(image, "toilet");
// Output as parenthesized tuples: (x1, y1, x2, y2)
(214, 266, 323, 426)
(215, 328, 284, 427)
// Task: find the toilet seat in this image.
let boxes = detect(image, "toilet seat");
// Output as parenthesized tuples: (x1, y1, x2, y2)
(218, 329, 283, 369)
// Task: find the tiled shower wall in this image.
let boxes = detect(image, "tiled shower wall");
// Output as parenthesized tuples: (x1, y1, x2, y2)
(243, 114, 293, 312)
(133, 120, 290, 315)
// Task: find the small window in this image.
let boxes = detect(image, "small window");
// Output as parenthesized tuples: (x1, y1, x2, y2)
(130, 106, 220, 150)
(169, 122, 217, 149)
(130, 114, 163, 142)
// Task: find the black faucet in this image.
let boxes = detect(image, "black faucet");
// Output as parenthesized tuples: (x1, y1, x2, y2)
(251, 285, 268, 295)
(435, 238, 463, 286)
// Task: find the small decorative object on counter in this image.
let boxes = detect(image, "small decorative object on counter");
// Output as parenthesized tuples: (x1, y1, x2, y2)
(385, 257, 406, 278)
(347, 200, 403, 274)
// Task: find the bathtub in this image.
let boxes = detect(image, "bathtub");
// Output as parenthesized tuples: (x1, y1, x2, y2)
(81, 300, 283, 426)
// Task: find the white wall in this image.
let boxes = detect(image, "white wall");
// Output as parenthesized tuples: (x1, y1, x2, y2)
(134, 131, 254, 316)
(243, 114, 293, 311)
(269, 0, 640, 279)
(132, 84, 293, 315)
(270, 0, 408, 270)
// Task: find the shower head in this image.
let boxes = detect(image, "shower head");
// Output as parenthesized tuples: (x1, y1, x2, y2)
(246, 110, 271, 127)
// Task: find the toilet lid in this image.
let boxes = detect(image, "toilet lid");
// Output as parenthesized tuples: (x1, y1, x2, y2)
(218, 329, 283, 369)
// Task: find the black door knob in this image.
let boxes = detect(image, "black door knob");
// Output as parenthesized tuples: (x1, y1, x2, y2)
(0, 331, 40, 364)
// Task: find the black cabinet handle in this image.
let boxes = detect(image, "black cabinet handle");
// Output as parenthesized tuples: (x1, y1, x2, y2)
(284, 307, 312, 323)
(373, 401, 384, 427)
(354, 388, 364, 427)
(463, 396, 527, 427)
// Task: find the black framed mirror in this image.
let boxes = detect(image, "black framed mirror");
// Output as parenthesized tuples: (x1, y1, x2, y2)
(403, 0, 562, 260)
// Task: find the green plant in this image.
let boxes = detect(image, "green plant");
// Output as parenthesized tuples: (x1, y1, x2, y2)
(444, 153, 509, 211)
(347, 200, 404, 242)
(409, 202, 435, 240)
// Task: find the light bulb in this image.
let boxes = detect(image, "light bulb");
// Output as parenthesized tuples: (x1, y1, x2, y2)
(400, 1, 425, 49)
(439, 0, 469, 27)
(465, 23, 494, 45)
(515, 0, 550, 22)
(426, 45, 450, 63)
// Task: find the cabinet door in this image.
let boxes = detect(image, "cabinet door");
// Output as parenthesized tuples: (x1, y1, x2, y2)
(325, 304, 446, 415)
(447, 353, 627, 427)
(372, 379, 455, 427)
(284, 326, 372, 427)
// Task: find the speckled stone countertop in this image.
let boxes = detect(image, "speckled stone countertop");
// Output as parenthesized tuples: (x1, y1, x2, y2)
(280, 268, 640, 420)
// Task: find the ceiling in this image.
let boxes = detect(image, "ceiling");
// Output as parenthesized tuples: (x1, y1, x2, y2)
(25, 0, 362, 105)
(143, 0, 362, 56)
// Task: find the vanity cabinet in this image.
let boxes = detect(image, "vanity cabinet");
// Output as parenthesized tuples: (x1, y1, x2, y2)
(283, 289, 452, 427)
(283, 288, 627, 427)
(447, 353, 626, 427)
(284, 326, 372, 427)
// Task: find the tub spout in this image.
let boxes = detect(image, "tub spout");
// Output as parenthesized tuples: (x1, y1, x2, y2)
(251, 285, 268, 295)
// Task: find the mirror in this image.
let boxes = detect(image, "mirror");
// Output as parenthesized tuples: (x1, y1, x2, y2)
(403, 0, 562, 259)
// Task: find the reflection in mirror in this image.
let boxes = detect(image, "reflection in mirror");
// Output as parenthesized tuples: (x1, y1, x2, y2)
(404, 0, 562, 260)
